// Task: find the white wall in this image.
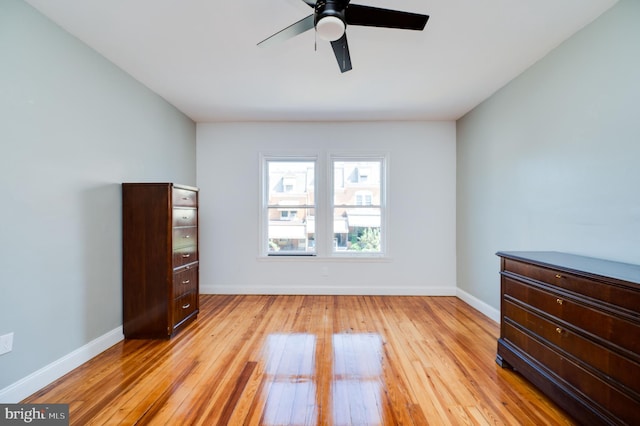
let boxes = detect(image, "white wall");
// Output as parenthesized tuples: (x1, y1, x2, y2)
(0, 0, 195, 397)
(456, 0, 640, 310)
(197, 121, 456, 295)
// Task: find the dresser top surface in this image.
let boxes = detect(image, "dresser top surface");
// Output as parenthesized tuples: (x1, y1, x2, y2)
(122, 182, 198, 192)
(497, 251, 640, 286)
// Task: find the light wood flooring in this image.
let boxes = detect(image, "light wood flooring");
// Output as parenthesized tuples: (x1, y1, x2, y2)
(24, 295, 575, 425)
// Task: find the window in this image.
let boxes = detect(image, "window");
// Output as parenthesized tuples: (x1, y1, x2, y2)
(264, 159, 316, 255)
(356, 167, 370, 183)
(261, 154, 386, 257)
(332, 159, 384, 254)
(280, 209, 298, 220)
(283, 176, 296, 192)
(355, 191, 373, 206)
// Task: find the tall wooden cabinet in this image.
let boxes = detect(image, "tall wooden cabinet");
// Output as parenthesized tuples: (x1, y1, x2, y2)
(122, 183, 199, 339)
(496, 251, 640, 425)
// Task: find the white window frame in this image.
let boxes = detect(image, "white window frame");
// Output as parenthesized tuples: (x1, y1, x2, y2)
(261, 155, 318, 256)
(260, 152, 388, 258)
(330, 155, 387, 257)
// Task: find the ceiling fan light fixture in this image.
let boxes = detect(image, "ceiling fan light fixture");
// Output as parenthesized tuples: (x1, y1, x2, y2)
(259, 0, 429, 72)
(316, 16, 345, 41)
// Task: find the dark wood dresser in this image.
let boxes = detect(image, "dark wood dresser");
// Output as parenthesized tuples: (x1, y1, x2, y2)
(122, 183, 199, 339)
(496, 251, 640, 425)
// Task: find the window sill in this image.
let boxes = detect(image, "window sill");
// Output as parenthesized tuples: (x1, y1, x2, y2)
(257, 255, 392, 263)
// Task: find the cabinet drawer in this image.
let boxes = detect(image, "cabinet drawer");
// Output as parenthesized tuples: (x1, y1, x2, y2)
(504, 322, 640, 424)
(504, 299, 640, 395)
(504, 258, 640, 312)
(173, 207, 197, 227)
(504, 277, 640, 355)
(173, 292, 197, 327)
(173, 247, 198, 268)
(173, 266, 198, 299)
(172, 188, 197, 207)
(173, 227, 197, 249)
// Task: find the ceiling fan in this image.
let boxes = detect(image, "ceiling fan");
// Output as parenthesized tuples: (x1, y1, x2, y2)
(258, 0, 429, 73)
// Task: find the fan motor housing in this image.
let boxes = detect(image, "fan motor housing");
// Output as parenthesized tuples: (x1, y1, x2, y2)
(314, 0, 347, 26)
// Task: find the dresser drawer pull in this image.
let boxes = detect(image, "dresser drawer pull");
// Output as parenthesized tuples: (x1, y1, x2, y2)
(182, 280, 190, 284)
(182, 254, 191, 258)
(555, 274, 562, 279)
(182, 197, 189, 200)
(183, 235, 191, 239)
(182, 216, 189, 219)
(556, 298, 564, 305)
(182, 303, 191, 309)
(555, 327, 563, 335)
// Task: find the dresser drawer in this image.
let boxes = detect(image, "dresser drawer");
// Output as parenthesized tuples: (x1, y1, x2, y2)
(504, 299, 640, 395)
(172, 188, 197, 207)
(503, 277, 640, 354)
(173, 265, 198, 299)
(172, 227, 197, 249)
(173, 291, 197, 327)
(504, 277, 640, 355)
(173, 207, 197, 227)
(173, 247, 198, 268)
(504, 258, 640, 313)
(504, 322, 640, 424)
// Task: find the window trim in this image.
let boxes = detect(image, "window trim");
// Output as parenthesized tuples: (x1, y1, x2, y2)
(330, 154, 387, 258)
(259, 152, 389, 259)
(261, 154, 318, 256)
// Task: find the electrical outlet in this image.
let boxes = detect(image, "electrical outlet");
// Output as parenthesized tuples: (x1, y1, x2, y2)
(0, 332, 14, 355)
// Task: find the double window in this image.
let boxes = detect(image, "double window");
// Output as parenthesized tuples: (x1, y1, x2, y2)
(261, 154, 387, 257)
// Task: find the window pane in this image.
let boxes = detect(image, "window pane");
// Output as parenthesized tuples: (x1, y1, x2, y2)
(268, 208, 316, 253)
(268, 161, 315, 206)
(333, 207, 381, 252)
(333, 160, 381, 206)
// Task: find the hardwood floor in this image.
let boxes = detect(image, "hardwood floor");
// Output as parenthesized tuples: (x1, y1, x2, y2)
(24, 295, 575, 425)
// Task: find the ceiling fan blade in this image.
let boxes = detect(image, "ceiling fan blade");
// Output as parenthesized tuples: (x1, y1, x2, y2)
(331, 34, 352, 73)
(257, 15, 315, 47)
(345, 4, 428, 30)
(300, 0, 316, 7)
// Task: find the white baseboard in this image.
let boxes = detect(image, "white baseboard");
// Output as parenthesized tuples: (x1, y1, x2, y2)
(456, 288, 500, 323)
(200, 284, 457, 296)
(0, 327, 124, 403)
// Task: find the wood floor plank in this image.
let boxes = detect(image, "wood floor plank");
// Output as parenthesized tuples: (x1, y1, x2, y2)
(216, 361, 257, 426)
(22, 295, 576, 425)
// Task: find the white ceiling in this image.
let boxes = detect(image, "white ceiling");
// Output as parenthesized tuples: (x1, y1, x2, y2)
(24, 0, 617, 122)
